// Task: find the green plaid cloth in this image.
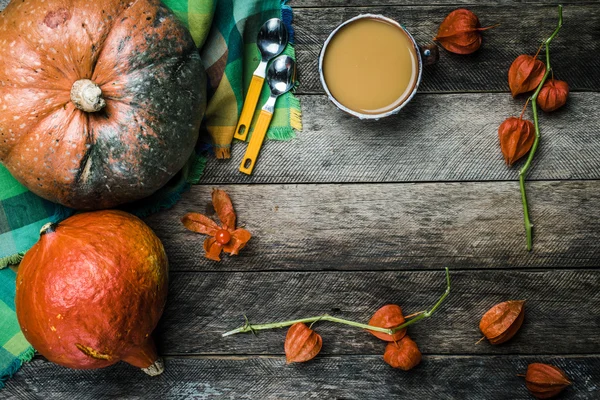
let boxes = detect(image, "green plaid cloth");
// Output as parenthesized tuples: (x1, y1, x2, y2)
(0, 268, 34, 387)
(0, 0, 301, 387)
(193, 0, 302, 158)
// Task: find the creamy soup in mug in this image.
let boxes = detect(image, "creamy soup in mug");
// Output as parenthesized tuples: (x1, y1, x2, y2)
(322, 17, 419, 116)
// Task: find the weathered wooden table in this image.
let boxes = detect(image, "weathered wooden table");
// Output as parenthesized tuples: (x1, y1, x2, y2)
(3, 0, 600, 399)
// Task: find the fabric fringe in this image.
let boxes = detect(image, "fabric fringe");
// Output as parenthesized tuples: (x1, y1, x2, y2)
(0, 357, 21, 389)
(18, 347, 35, 364)
(214, 146, 231, 159)
(288, 93, 303, 132)
(0, 253, 24, 270)
(187, 155, 208, 185)
(266, 126, 296, 141)
(0, 346, 34, 389)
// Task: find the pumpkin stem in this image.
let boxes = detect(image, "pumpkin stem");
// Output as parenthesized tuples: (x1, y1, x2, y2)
(71, 79, 106, 112)
(40, 222, 58, 235)
(141, 357, 165, 376)
(121, 337, 164, 376)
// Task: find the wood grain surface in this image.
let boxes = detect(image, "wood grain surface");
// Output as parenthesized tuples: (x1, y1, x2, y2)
(145, 182, 600, 271)
(154, 269, 600, 355)
(292, 4, 599, 93)
(4, 355, 599, 400)
(200, 93, 600, 183)
(2, 0, 599, 399)
(289, 0, 591, 7)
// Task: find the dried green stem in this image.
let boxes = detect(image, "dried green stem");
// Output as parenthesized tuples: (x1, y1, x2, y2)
(222, 268, 450, 337)
(519, 5, 563, 251)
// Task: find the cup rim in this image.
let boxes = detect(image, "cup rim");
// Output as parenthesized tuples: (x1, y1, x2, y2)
(318, 14, 423, 120)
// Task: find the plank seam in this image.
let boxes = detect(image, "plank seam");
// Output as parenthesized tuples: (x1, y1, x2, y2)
(295, 90, 600, 95)
(30, 354, 600, 359)
(198, 179, 600, 186)
(290, 3, 599, 10)
(168, 268, 600, 274)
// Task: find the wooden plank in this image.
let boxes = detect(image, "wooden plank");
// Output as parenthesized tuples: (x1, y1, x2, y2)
(200, 93, 600, 183)
(5, 355, 599, 399)
(153, 269, 600, 355)
(0, 0, 590, 11)
(145, 181, 600, 271)
(292, 4, 600, 93)
(290, 0, 591, 8)
(3, 2, 595, 94)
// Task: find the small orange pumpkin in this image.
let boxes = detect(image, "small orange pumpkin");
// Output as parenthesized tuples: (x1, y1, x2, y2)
(16, 210, 169, 375)
(0, 0, 206, 209)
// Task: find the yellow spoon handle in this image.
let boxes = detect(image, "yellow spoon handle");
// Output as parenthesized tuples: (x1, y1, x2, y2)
(239, 109, 273, 175)
(234, 74, 265, 141)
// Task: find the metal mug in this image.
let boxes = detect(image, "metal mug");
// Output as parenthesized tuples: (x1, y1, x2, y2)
(319, 14, 438, 120)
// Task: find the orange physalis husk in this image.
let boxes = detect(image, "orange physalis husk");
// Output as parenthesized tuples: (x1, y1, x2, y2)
(537, 79, 569, 112)
(479, 300, 525, 344)
(284, 323, 322, 364)
(498, 117, 535, 166)
(181, 189, 251, 261)
(525, 363, 571, 399)
(383, 336, 422, 371)
(508, 54, 547, 97)
(368, 304, 407, 342)
(433, 9, 497, 55)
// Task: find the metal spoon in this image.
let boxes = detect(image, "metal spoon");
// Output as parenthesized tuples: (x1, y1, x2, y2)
(234, 18, 288, 142)
(239, 55, 296, 175)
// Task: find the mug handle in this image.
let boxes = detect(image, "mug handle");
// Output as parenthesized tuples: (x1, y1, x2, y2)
(419, 44, 439, 66)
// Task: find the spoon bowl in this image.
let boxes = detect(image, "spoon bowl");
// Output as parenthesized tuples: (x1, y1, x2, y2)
(257, 18, 289, 61)
(267, 56, 296, 101)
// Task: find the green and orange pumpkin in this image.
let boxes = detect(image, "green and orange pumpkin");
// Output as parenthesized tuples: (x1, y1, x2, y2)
(0, 0, 207, 209)
(15, 210, 169, 375)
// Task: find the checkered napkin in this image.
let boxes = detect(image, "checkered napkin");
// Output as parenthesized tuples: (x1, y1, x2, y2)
(190, 0, 302, 158)
(0, 0, 301, 387)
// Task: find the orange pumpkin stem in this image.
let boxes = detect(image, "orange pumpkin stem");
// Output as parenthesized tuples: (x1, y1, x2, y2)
(70, 79, 106, 113)
(121, 337, 164, 376)
(40, 222, 58, 235)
